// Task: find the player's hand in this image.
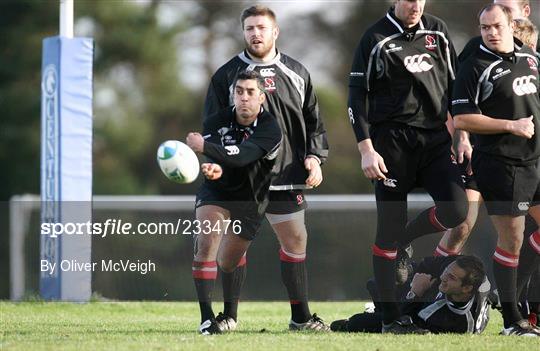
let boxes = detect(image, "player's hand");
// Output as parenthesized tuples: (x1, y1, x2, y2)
(359, 149, 388, 180)
(410, 273, 437, 297)
(456, 130, 473, 175)
(509, 116, 535, 139)
(201, 163, 222, 180)
(186, 132, 204, 153)
(357, 139, 388, 180)
(304, 157, 323, 188)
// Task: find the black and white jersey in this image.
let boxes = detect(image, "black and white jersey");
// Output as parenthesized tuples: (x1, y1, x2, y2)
(452, 40, 540, 164)
(411, 288, 490, 334)
(348, 8, 457, 142)
(459, 36, 540, 64)
(204, 50, 329, 190)
(201, 106, 282, 203)
(404, 256, 491, 334)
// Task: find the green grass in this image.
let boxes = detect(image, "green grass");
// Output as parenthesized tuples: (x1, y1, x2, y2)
(0, 301, 537, 350)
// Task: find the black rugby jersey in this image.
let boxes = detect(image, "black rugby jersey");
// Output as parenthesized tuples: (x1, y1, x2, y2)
(348, 8, 457, 142)
(204, 50, 328, 190)
(452, 40, 540, 164)
(459, 36, 540, 64)
(202, 106, 282, 203)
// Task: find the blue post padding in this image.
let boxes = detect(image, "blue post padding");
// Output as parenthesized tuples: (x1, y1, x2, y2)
(40, 36, 93, 301)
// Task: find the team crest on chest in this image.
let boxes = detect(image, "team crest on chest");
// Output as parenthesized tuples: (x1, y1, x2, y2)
(527, 57, 538, 71)
(425, 35, 437, 51)
(264, 77, 277, 92)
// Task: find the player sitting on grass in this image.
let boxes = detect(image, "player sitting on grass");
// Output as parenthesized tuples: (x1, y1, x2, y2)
(331, 255, 490, 334)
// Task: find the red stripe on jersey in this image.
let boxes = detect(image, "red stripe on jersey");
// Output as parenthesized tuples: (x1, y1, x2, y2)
(493, 247, 519, 267)
(529, 231, 540, 255)
(279, 248, 306, 263)
(372, 245, 397, 260)
(429, 206, 448, 231)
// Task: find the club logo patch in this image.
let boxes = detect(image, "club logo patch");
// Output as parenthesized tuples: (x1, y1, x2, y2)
(425, 35, 437, 51)
(527, 57, 538, 71)
(296, 194, 304, 205)
(264, 77, 276, 92)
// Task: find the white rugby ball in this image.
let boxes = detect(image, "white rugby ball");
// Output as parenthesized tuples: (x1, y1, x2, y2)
(157, 140, 199, 183)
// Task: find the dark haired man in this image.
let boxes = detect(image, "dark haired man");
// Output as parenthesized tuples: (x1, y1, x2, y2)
(195, 5, 330, 332)
(452, 3, 540, 336)
(332, 255, 490, 334)
(186, 70, 282, 334)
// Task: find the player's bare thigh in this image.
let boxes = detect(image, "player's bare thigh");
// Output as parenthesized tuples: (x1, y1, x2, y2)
(194, 205, 230, 261)
(267, 211, 307, 254)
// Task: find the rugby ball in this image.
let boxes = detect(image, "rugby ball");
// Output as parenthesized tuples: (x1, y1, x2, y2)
(157, 140, 199, 183)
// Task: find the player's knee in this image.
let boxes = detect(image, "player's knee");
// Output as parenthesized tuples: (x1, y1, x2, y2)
(498, 234, 524, 254)
(439, 201, 468, 229)
(194, 234, 221, 258)
(217, 256, 238, 273)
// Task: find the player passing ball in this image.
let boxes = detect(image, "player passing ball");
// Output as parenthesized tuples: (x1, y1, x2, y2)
(186, 70, 282, 334)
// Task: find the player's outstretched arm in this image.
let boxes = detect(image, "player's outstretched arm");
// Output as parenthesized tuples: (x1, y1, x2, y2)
(454, 114, 535, 139)
(186, 132, 273, 168)
(357, 139, 388, 180)
(186, 132, 205, 153)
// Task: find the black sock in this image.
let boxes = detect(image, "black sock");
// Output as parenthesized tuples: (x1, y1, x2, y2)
(222, 257, 247, 321)
(524, 231, 540, 317)
(493, 248, 522, 328)
(193, 260, 217, 323)
(517, 231, 540, 300)
(279, 248, 311, 323)
(372, 245, 399, 324)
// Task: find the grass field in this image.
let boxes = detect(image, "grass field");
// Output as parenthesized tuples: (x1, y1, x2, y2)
(1, 301, 538, 350)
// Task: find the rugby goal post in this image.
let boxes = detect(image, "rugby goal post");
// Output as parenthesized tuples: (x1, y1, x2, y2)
(39, 0, 94, 301)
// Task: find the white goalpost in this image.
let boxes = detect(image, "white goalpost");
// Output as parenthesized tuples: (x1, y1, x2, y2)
(38, 0, 94, 301)
(60, 0, 74, 38)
